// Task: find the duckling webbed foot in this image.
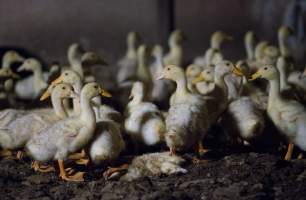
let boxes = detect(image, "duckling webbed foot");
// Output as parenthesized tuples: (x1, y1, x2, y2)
(284, 143, 294, 161)
(298, 153, 303, 160)
(196, 142, 210, 156)
(75, 158, 90, 166)
(169, 148, 176, 156)
(103, 164, 129, 180)
(68, 149, 86, 160)
(16, 150, 24, 160)
(58, 159, 85, 182)
(31, 161, 55, 173)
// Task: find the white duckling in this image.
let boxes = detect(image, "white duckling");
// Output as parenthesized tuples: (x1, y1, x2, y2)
(116, 32, 140, 88)
(191, 67, 215, 96)
(278, 25, 294, 70)
(194, 31, 232, 66)
(0, 83, 75, 160)
(2, 50, 25, 69)
(150, 45, 174, 105)
(67, 43, 84, 78)
(254, 41, 269, 65)
(244, 31, 259, 72)
(192, 61, 238, 125)
(135, 45, 153, 100)
(250, 65, 306, 160)
(163, 30, 184, 66)
(104, 152, 187, 181)
(26, 82, 110, 181)
(157, 65, 209, 155)
(125, 81, 165, 149)
(185, 64, 203, 93)
(15, 58, 48, 100)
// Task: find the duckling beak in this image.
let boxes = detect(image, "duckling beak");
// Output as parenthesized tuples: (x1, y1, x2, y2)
(192, 74, 205, 85)
(52, 75, 64, 85)
(232, 66, 244, 77)
(17, 64, 26, 72)
(16, 55, 25, 62)
(156, 74, 164, 80)
(101, 89, 112, 97)
(40, 90, 51, 101)
(249, 71, 262, 81)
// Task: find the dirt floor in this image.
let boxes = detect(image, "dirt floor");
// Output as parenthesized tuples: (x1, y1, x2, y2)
(1, 147, 306, 200)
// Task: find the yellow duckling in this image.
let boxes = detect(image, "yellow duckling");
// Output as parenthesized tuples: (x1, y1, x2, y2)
(250, 65, 306, 160)
(26, 82, 111, 182)
(185, 64, 203, 93)
(157, 65, 209, 155)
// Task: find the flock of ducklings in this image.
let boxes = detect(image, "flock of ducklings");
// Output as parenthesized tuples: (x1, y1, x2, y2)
(0, 25, 306, 182)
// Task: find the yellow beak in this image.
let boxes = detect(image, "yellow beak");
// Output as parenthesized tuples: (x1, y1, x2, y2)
(249, 71, 262, 81)
(232, 66, 244, 77)
(192, 74, 205, 85)
(39, 90, 51, 101)
(51, 75, 64, 85)
(101, 89, 112, 97)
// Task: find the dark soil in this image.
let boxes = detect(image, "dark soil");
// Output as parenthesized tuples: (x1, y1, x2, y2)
(1, 149, 306, 200)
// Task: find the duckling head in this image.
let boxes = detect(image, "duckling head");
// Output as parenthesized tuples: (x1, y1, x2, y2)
(127, 32, 141, 46)
(17, 58, 41, 72)
(68, 43, 83, 63)
(192, 68, 215, 85)
(235, 60, 250, 77)
(157, 65, 184, 82)
(186, 64, 202, 78)
(81, 52, 108, 66)
(82, 82, 112, 99)
(2, 51, 25, 67)
(169, 30, 185, 46)
(137, 45, 151, 63)
(40, 83, 76, 101)
(0, 68, 20, 79)
(211, 31, 233, 49)
(52, 70, 82, 87)
(250, 65, 278, 81)
(214, 60, 238, 78)
(152, 45, 163, 58)
(255, 41, 269, 60)
(278, 25, 294, 40)
(264, 46, 279, 59)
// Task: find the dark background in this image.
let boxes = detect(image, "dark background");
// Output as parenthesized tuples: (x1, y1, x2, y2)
(0, 0, 305, 68)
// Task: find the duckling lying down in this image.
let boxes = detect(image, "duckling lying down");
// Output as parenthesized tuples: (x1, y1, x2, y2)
(105, 152, 187, 181)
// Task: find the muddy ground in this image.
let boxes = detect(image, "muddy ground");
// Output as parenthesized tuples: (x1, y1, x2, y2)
(1, 147, 306, 200)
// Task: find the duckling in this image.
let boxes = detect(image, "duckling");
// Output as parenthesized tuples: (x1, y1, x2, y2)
(89, 119, 125, 165)
(0, 68, 20, 106)
(1, 50, 25, 69)
(104, 152, 187, 181)
(250, 65, 306, 160)
(185, 64, 203, 93)
(150, 45, 174, 105)
(194, 31, 232, 66)
(15, 58, 48, 100)
(125, 81, 165, 150)
(134, 45, 153, 100)
(163, 30, 184, 66)
(192, 61, 238, 125)
(261, 45, 279, 65)
(278, 25, 294, 70)
(254, 41, 269, 65)
(0, 83, 75, 160)
(116, 32, 140, 88)
(157, 65, 209, 155)
(67, 43, 84, 78)
(26, 82, 110, 181)
(244, 31, 258, 72)
(288, 70, 306, 94)
(192, 67, 215, 96)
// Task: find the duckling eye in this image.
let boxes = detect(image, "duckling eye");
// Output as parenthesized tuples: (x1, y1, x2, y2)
(264, 67, 268, 70)
(207, 71, 210, 74)
(62, 86, 66, 90)
(94, 85, 98, 89)
(64, 73, 68, 76)
(226, 63, 230, 66)
(26, 60, 31, 64)
(167, 68, 170, 71)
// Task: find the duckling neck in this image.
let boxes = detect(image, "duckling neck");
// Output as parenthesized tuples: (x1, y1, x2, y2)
(245, 39, 255, 60)
(154, 53, 164, 74)
(214, 73, 228, 98)
(71, 62, 84, 78)
(33, 66, 47, 92)
(129, 94, 143, 107)
(80, 93, 96, 127)
(72, 80, 83, 115)
(278, 65, 290, 90)
(175, 75, 189, 96)
(278, 36, 291, 57)
(2, 58, 13, 69)
(268, 77, 282, 106)
(51, 94, 68, 119)
(137, 56, 151, 82)
(126, 43, 137, 59)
